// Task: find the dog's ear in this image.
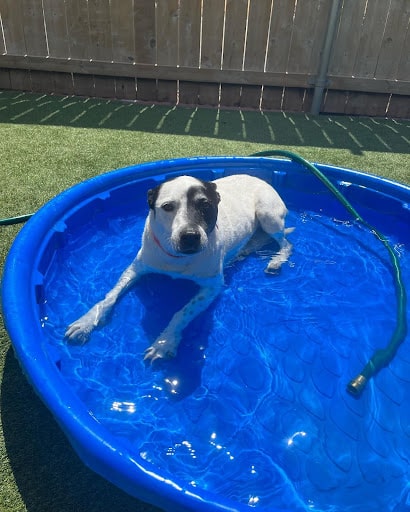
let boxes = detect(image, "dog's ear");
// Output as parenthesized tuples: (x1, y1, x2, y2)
(147, 185, 161, 210)
(204, 181, 221, 205)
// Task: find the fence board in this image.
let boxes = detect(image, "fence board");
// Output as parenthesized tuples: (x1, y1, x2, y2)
(133, 0, 156, 65)
(72, 73, 95, 96)
(396, 9, 410, 82)
(265, 0, 295, 73)
(43, 0, 69, 58)
(329, 0, 367, 77)
(65, 0, 90, 60)
(222, 0, 247, 70)
(30, 69, 55, 93)
(375, 0, 410, 80)
(243, 0, 272, 72)
(221, 0, 248, 106)
(200, 0, 224, 105)
(136, 78, 157, 102)
(22, 0, 48, 56)
(198, 82, 220, 107)
(114, 77, 136, 100)
(322, 89, 348, 114)
(0, 13, 5, 54)
(94, 75, 116, 98)
(344, 91, 389, 117)
(110, 0, 135, 63)
(1, 0, 26, 54)
(352, 0, 389, 79)
(21, 0, 48, 56)
(53, 72, 74, 95)
(261, 86, 283, 110)
(179, 0, 201, 67)
(201, 0, 224, 69)
(240, 84, 262, 109)
(9, 69, 31, 90)
(388, 94, 410, 118)
(0, 69, 11, 88)
(156, 0, 179, 66)
(88, 0, 112, 62)
(287, 0, 330, 75)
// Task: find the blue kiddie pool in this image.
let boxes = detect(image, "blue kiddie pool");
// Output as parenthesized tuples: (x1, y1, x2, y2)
(2, 153, 410, 512)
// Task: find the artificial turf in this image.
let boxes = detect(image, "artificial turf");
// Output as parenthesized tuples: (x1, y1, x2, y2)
(0, 90, 409, 512)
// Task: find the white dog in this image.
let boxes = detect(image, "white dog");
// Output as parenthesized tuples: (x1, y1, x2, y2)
(65, 175, 292, 361)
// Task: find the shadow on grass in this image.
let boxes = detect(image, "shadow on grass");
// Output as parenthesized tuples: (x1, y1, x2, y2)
(1, 90, 409, 155)
(1, 348, 162, 512)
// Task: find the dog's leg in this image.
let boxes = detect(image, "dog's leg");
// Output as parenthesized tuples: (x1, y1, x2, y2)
(144, 281, 221, 362)
(65, 260, 143, 344)
(265, 230, 293, 274)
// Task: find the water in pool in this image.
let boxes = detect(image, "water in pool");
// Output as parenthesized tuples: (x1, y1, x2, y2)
(41, 206, 410, 512)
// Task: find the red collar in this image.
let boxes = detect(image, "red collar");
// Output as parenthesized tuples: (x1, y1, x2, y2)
(151, 231, 184, 258)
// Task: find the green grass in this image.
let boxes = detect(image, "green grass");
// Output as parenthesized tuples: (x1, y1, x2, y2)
(0, 90, 409, 512)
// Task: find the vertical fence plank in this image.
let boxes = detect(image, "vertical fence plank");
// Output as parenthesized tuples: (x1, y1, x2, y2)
(265, 0, 295, 73)
(344, 91, 389, 116)
(328, 0, 367, 77)
(178, 0, 201, 104)
(30, 70, 55, 93)
(222, 0, 247, 70)
(200, 0, 225, 105)
(65, 0, 90, 60)
(0, 69, 11, 88)
(283, 0, 330, 112)
(156, 0, 179, 66)
(133, 0, 156, 65)
(221, 0, 248, 107)
(1, 0, 26, 54)
(241, 0, 272, 108)
(179, 0, 201, 67)
(375, 0, 410, 81)
(53, 72, 74, 95)
(9, 69, 31, 90)
(155, 1, 178, 103)
(322, 90, 348, 114)
(387, 95, 410, 118)
(287, 0, 330, 75)
(395, 6, 410, 82)
(88, 0, 112, 61)
(201, 0, 224, 69)
(0, 12, 6, 54)
(43, 0, 69, 58)
(244, 0, 271, 72)
(115, 77, 136, 100)
(352, 0, 389, 79)
(110, 0, 135, 63)
(22, 0, 48, 56)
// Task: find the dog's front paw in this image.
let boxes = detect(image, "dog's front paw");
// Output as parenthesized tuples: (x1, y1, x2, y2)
(65, 319, 93, 344)
(144, 338, 178, 363)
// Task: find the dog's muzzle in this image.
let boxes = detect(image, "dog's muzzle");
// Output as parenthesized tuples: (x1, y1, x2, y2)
(178, 228, 203, 254)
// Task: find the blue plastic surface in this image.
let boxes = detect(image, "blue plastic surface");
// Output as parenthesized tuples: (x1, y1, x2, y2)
(2, 156, 410, 512)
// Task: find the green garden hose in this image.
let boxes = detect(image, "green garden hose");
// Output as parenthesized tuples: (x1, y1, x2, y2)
(251, 149, 408, 397)
(0, 213, 33, 226)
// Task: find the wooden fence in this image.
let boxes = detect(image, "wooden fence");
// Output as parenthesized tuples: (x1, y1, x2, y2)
(0, 0, 409, 117)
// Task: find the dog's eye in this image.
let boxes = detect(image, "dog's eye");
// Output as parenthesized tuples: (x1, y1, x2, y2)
(196, 198, 211, 209)
(161, 202, 175, 212)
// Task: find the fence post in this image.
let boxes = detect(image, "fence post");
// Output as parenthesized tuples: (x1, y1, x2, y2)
(310, 0, 342, 115)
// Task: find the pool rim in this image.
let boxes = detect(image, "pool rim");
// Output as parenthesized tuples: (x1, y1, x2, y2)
(2, 156, 410, 512)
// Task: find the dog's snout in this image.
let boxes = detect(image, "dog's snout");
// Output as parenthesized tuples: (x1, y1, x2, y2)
(179, 229, 202, 254)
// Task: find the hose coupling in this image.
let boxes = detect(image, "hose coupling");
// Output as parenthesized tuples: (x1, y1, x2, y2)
(346, 374, 368, 397)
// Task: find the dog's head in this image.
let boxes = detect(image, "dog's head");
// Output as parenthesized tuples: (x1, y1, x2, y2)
(147, 176, 220, 255)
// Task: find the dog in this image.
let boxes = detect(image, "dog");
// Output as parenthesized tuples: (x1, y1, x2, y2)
(65, 174, 292, 361)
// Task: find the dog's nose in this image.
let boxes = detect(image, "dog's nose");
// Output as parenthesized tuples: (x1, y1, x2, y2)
(179, 229, 202, 253)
